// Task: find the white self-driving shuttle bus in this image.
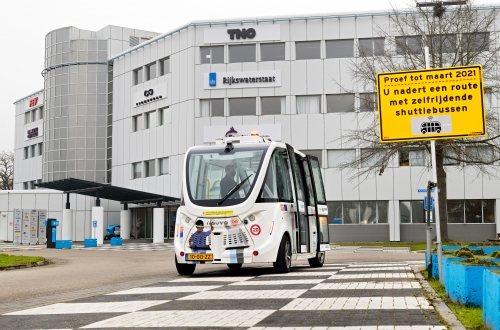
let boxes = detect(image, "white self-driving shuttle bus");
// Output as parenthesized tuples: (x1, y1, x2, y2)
(174, 133, 330, 275)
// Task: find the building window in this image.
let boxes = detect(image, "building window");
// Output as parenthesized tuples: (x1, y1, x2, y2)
(31, 109, 37, 122)
(443, 148, 461, 166)
(358, 37, 385, 56)
(229, 44, 256, 63)
(159, 157, 169, 175)
(360, 148, 383, 168)
(399, 147, 426, 166)
(144, 111, 155, 129)
(158, 107, 167, 126)
(261, 43, 285, 61)
(38, 143, 43, 156)
(39, 107, 44, 120)
(396, 36, 423, 55)
(326, 94, 355, 113)
(24, 112, 30, 124)
(229, 98, 256, 116)
(359, 93, 377, 112)
(296, 95, 321, 114)
(200, 99, 224, 117)
(145, 159, 155, 177)
(327, 149, 356, 168)
(462, 32, 489, 52)
(200, 46, 224, 64)
(132, 162, 142, 179)
(302, 150, 323, 168)
(296, 41, 321, 60)
(133, 67, 143, 85)
(261, 97, 284, 115)
(159, 57, 170, 75)
(24, 146, 29, 159)
(400, 200, 427, 223)
(465, 145, 495, 164)
(23, 182, 29, 190)
(132, 115, 141, 132)
(431, 34, 457, 53)
(447, 199, 495, 223)
(30, 145, 36, 158)
(146, 62, 157, 80)
(325, 39, 354, 58)
(328, 201, 388, 224)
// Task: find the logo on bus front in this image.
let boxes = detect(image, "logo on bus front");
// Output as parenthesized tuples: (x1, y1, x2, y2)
(250, 224, 261, 236)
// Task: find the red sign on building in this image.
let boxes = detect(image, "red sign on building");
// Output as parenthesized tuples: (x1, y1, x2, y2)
(28, 97, 38, 108)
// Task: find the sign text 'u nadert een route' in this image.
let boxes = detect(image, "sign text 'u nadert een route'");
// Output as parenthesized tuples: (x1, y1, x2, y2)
(376, 65, 485, 142)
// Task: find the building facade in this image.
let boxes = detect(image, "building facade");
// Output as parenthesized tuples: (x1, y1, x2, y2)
(12, 8, 500, 242)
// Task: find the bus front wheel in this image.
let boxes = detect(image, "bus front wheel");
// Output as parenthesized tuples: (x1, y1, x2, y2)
(273, 235, 292, 273)
(308, 251, 325, 268)
(175, 255, 196, 275)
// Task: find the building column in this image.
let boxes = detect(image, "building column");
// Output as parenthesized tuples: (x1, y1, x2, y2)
(153, 204, 164, 244)
(61, 193, 73, 241)
(92, 206, 104, 246)
(389, 200, 401, 242)
(120, 203, 131, 239)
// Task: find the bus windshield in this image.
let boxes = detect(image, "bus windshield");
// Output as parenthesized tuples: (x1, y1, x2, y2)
(186, 145, 268, 206)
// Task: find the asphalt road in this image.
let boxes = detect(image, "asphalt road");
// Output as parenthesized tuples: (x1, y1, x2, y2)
(0, 247, 424, 315)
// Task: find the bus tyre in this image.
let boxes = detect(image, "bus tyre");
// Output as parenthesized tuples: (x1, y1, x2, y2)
(308, 251, 325, 268)
(273, 235, 292, 273)
(175, 255, 196, 275)
(227, 263, 243, 271)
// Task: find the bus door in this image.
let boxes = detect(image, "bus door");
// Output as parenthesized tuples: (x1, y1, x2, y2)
(300, 156, 319, 254)
(286, 144, 310, 254)
(307, 156, 330, 250)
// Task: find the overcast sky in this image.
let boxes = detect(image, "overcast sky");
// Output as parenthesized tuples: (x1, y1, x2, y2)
(0, 0, 498, 152)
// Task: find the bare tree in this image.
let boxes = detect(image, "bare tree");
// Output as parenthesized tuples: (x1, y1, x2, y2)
(343, 0, 500, 241)
(0, 151, 14, 190)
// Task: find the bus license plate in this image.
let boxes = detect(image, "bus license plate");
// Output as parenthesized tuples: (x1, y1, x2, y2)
(185, 253, 213, 261)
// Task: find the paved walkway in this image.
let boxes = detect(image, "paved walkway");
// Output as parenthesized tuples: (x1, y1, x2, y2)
(0, 261, 446, 329)
(0, 242, 174, 252)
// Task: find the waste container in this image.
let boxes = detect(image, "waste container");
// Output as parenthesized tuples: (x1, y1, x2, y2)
(46, 218, 59, 248)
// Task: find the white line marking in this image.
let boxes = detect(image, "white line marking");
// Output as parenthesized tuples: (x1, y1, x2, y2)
(179, 289, 307, 300)
(281, 297, 433, 310)
(229, 279, 323, 286)
(4, 301, 168, 315)
(107, 285, 222, 295)
(169, 276, 254, 282)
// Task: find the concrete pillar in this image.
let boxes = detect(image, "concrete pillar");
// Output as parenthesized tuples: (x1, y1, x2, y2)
(496, 199, 500, 238)
(120, 210, 131, 239)
(61, 209, 73, 241)
(92, 206, 104, 246)
(389, 200, 401, 241)
(153, 208, 164, 243)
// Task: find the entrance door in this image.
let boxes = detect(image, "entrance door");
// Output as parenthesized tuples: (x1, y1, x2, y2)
(300, 157, 318, 254)
(308, 157, 330, 247)
(286, 144, 310, 254)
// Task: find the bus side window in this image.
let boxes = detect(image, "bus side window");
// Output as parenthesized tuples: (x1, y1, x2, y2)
(258, 148, 293, 202)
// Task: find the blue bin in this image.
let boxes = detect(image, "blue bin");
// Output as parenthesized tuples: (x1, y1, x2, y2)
(110, 237, 123, 246)
(483, 269, 500, 330)
(55, 240, 72, 249)
(83, 238, 97, 248)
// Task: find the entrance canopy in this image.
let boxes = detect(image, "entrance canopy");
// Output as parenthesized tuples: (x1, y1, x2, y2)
(36, 178, 179, 205)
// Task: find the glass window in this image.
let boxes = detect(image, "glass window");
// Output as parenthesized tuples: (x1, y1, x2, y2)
(310, 158, 326, 204)
(39, 107, 44, 119)
(229, 98, 256, 116)
(30, 145, 36, 158)
(38, 143, 43, 156)
(465, 145, 494, 164)
(144, 111, 155, 129)
(302, 150, 322, 168)
(158, 107, 167, 126)
(295, 41, 321, 60)
(133, 67, 143, 85)
(327, 149, 356, 168)
(296, 95, 321, 114)
(358, 37, 385, 56)
(483, 200, 495, 223)
(396, 36, 423, 55)
(378, 201, 389, 223)
(360, 148, 383, 168)
(343, 201, 359, 224)
(261, 97, 284, 115)
(200, 99, 224, 117)
(159, 157, 169, 175)
(258, 149, 293, 202)
(229, 44, 256, 63)
(465, 200, 482, 223)
(145, 159, 155, 177)
(132, 162, 142, 179)
(326, 39, 354, 58)
(327, 94, 355, 113)
(261, 43, 285, 61)
(399, 147, 426, 166)
(444, 148, 461, 166)
(447, 200, 464, 223)
(360, 201, 377, 224)
(462, 32, 489, 52)
(359, 93, 376, 112)
(146, 62, 156, 80)
(24, 112, 30, 124)
(431, 34, 457, 53)
(159, 57, 170, 75)
(24, 146, 29, 159)
(23, 182, 29, 190)
(132, 115, 140, 132)
(31, 110, 37, 122)
(327, 201, 343, 224)
(200, 46, 224, 64)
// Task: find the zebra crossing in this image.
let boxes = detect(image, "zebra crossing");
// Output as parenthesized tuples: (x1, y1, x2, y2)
(0, 262, 446, 329)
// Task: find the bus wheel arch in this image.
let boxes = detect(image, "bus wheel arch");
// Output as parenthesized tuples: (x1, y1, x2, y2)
(308, 250, 325, 268)
(273, 232, 292, 273)
(175, 255, 196, 275)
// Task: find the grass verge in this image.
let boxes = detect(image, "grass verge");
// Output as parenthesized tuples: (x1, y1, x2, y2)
(333, 241, 431, 252)
(0, 254, 46, 269)
(424, 271, 486, 329)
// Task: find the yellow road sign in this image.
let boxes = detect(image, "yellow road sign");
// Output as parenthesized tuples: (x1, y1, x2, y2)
(377, 65, 486, 142)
